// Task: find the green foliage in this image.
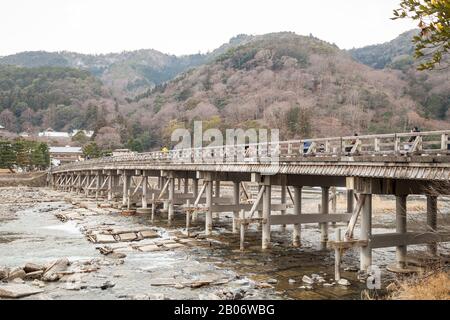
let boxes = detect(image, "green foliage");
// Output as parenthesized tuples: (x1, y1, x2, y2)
(0, 139, 49, 170)
(423, 93, 450, 119)
(175, 88, 192, 102)
(0, 141, 15, 170)
(82, 142, 102, 159)
(350, 30, 417, 69)
(393, 0, 450, 70)
(285, 106, 312, 137)
(0, 65, 103, 132)
(71, 131, 89, 145)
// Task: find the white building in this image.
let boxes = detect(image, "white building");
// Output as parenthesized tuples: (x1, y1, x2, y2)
(38, 128, 70, 138)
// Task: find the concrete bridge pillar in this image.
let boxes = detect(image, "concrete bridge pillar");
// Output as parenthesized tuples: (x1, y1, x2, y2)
(396, 195, 408, 269)
(360, 194, 373, 271)
(293, 186, 302, 247)
(262, 176, 272, 250)
(426, 195, 438, 255)
(232, 181, 240, 234)
(320, 186, 329, 250)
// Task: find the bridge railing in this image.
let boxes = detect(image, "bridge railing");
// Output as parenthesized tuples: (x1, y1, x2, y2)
(53, 130, 450, 171)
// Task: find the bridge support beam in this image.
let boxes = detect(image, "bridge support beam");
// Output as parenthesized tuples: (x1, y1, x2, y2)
(262, 176, 272, 250)
(192, 178, 199, 222)
(396, 195, 408, 269)
(426, 195, 438, 255)
(293, 186, 302, 247)
(320, 186, 329, 250)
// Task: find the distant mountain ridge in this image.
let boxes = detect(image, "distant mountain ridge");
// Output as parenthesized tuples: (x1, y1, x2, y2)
(349, 29, 417, 69)
(0, 34, 255, 96)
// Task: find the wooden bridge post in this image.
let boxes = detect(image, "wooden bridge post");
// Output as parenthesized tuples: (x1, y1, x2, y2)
(142, 175, 148, 209)
(77, 173, 82, 194)
(85, 174, 90, 197)
(107, 172, 113, 201)
(320, 186, 330, 250)
(280, 176, 287, 232)
(122, 172, 131, 207)
(426, 195, 438, 255)
(168, 172, 175, 225)
(205, 174, 213, 235)
(184, 178, 189, 194)
(262, 175, 272, 250)
(95, 173, 100, 200)
(215, 180, 220, 197)
(396, 195, 408, 268)
(232, 181, 240, 234)
(214, 181, 220, 219)
(360, 194, 372, 271)
(347, 189, 354, 214)
(293, 186, 302, 247)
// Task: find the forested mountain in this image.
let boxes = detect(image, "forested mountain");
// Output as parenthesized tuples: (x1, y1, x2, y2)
(0, 31, 448, 153)
(0, 35, 254, 97)
(0, 65, 112, 133)
(349, 30, 417, 70)
(350, 30, 450, 121)
(127, 32, 448, 143)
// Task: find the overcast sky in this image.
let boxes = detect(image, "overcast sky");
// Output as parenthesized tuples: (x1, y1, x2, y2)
(1, 0, 417, 56)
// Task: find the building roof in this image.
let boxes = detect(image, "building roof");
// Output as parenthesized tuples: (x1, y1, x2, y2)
(49, 146, 82, 154)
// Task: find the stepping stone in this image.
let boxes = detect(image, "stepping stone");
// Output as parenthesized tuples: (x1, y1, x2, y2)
(94, 234, 116, 243)
(117, 232, 137, 242)
(0, 283, 44, 298)
(138, 230, 159, 239)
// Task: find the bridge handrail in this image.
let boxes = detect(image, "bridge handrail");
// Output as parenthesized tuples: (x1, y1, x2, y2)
(52, 130, 450, 171)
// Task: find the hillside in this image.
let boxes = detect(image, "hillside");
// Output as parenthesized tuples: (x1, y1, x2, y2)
(349, 30, 417, 70)
(0, 65, 113, 133)
(0, 31, 448, 152)
(350, 30, 450, 121)
(0, 50, 206, 96)
(127, 32, 448, 144)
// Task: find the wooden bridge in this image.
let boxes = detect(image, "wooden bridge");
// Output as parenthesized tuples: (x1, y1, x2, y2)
(50, 130, 450, 278)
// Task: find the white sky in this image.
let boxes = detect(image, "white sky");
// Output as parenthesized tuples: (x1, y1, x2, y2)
(0, 0, 417, 56)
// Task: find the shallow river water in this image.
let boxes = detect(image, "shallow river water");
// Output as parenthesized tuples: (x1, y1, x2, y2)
(0, 187, 448, 300)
